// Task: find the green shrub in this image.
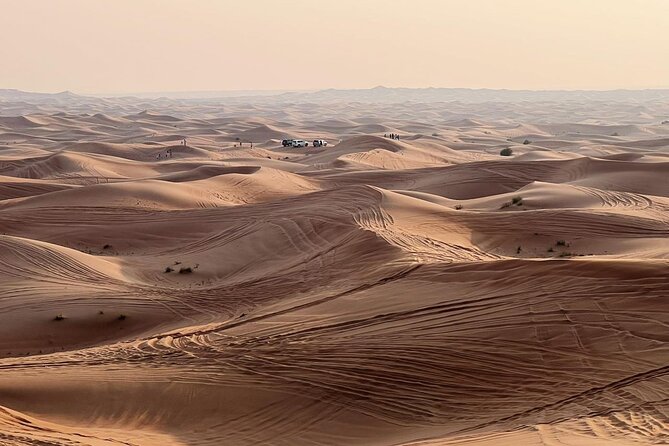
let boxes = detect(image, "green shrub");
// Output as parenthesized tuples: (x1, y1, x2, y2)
(500, 148, 513, 156)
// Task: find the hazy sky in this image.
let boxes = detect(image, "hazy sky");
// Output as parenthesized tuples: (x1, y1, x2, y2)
(1, 0, 668, 93)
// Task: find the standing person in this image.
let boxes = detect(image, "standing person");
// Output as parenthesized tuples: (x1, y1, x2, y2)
(250, 142, 253, 149)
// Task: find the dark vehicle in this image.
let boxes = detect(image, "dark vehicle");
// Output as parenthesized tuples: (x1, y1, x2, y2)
(282, 139, 294, 147)
(312, 139, 328, 147)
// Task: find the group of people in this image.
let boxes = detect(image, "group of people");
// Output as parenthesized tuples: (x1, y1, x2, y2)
(157, 138, 184, 159)
(384, 133, 401, 140)
(157, 148, 174, 160)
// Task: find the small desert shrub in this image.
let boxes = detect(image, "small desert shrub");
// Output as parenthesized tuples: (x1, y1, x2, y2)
(454, 204, 463, 210)
(500, 148, 513, 156)
(98, 310, 104, 315)
(556, 240, 567, 247)
(611, 132, 620, 136)
(511, 196, 523, 205)
(516, 246, 522, 254)
(53, 314, 65, 321)
(523, 139, 531, 145)
(547, 247, 554, 253)
(179, 267, 193, 274)
(432, 133, 440, 137)
(164, 266, 174, 273)
(559, 252, 574, 258)
(103, 244, 112, 250)
(117, 314, 127, 321)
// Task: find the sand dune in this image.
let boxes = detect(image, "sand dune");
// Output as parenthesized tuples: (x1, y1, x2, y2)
(63, 142, 219, 161)
(302, 135, 477, 170)
(1, 94, 668, 445)
(233, 123, 294, 141)
(0, 175, 75, 200)
(2, 167, 320, 210)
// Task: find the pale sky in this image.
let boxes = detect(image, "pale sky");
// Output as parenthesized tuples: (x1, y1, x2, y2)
(1, 0, 668, 94)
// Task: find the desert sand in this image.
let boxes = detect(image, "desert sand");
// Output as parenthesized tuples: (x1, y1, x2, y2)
(0, 88, 668, 445)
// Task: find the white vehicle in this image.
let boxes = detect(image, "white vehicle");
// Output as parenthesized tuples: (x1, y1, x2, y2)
(312, 139, 328, 147)
(291, 140, 308, 147)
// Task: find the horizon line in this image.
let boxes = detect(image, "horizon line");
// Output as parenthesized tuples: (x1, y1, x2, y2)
(4, 85, 669, 98)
